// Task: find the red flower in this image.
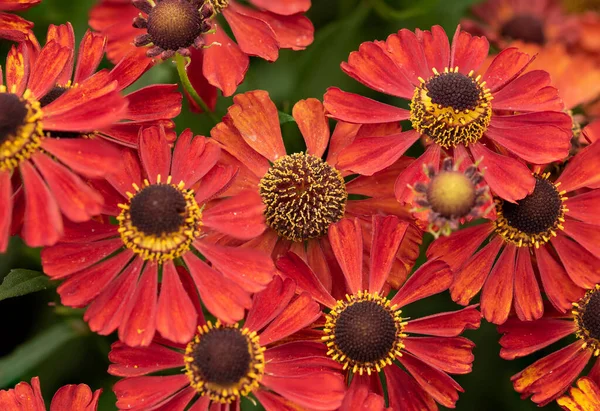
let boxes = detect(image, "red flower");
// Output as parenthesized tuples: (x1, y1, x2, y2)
(0, 376, 101, 410)
(498, 284, 600, 406)
(108, 275, 346, 410)
(340, 376, 391, 411)
(89, 0, 314, 97)
(277, 215, 481, 409)
(428, 141, 600, 324)
(323, 25, 573, 203)
(0, 0, 39, 42)
(40, 126, 276, 346)
(558, 377, 600, 410)
(209, 90, 423, 291)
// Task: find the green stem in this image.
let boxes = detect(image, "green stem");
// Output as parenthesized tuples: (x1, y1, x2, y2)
(174, 53, 220, 124)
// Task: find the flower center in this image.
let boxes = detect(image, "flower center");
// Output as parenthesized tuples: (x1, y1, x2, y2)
(426, 171, 476, 218)
(259, 153, 347, 242)
(117, 177, 203, 263)
(500, 15, 546, 45)
(322, 292, 405, 375)
(147, 0, 205, 51)
(494, 174, 566, 247)
(410, 68, 492, 149)
(184, 322, 265, 403)
(574, 286, 600, 356)
(0, 88, 44, 172)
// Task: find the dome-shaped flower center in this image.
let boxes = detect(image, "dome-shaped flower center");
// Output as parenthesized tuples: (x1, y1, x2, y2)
(117, 178, 202, 262)
(0, 89, 44, 172)
(184, 322, 265, 403)
(427, 170, 477, 218)
(259, 153, 347, 242)
(410, 68, 492, 149)
(322, 292, 404, 375)
(574, 286, 600, 356)
(501, 15, 546, 45)
(147, 0, 204, 51)
(494, 174, 566, 247)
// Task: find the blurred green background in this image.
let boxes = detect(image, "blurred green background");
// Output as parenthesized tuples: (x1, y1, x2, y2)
(0, 0, 578, 409)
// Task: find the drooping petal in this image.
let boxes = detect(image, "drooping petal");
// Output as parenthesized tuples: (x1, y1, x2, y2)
(390, 259, 452, 308)
(402, 336, 475, 374)
(223, 5, 279, 61)
(557, 142, 600, 192)
(323, 87, 411, 124)
(384, 365, 437, 411)
(293, 98, 330, 158)
(241, 8, 313, 50)
(202, 30, 249, 97)
(327, 218, 363, 294)
(113, 375, 188, 410)
(426, 222, 493, 271)
(513, 246, 543, 321)
(480, 244, 516, 325)
(404, 305, 481, 337)
(553, 234, 600, 289)
(108, 341, 184, 377)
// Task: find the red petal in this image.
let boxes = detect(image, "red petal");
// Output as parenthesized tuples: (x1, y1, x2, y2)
(346, 156, 413, 199)
(276, 252, 337, 308)
(249, 0, 310, 15)
(42, 237, 123, 277)
(498, 317, 577, 360)
(416, 25, 450, 77)
(108, 341, 184, 377)
(105, 148, 142, 197)
(0, 12, 33, 43)
(153, 387, 195, 411)
(369, 215, 408, 293)
(265, 341, 339, 375)
(449, 26, 489, 74)
(324, 87, 410, 124)
(5, 43, 29, 95)
(55, 215, 118, 244)
(223, 5, 278, 61)
(31, 153, 103, 222)
(426, 223, 493, 271)
(156, 261, 197, 344)
(108, 49, 151, 91)
(171, 132, 218, 186)
(185, 48, 217, 113)
(394, 143, 440, 203)
(118, 262, 158, 347)
(251, 11, 313, 50)
(337, 131, 420, 176)
(385, 29, 429, 85)
(28, 40, 69, 99)
(513, 246, 543, 321)
(293, 98, 330, 158)
(483, 47, 533, 92)
(470, 142, 535, 202)
(193, 163, 238, 204)
(492, 71, 563, 112)
(125, 84, 181, 121)
(139, 126, 171, 184)
(202, 190, 266, 240)
(202, 30, 249, 97)
(566, 190, 600, 226)
(113, 375, 188, 410)
(557, 141, 600, 192)
(73, 30, 106, 83)
(341, 40, 414, 99)
(259, 292, 321, 344)
(553, 234, 600, 289)
(404, 305, 481, 337)
(254, 391, 299, 411)
(403, 336, 475, 374)
(46, 23, 75, 86)
(49, 384, 100, 411)
(20, 160, 63, 247)
(481, 244, 516, 325)
(245, 276, 296, 333)
(328, 218, 363, 294)
(390, 259, 452, 308)
(449, 236, 503, 305)
(0, 377, 45, 411)
(0, 172, 13, 252)
(384, 365, 437, 411)
(326, 122, 360, 166)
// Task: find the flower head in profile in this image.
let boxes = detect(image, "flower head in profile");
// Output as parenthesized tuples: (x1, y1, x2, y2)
(0, 23, 182, 251)
(0, 0, 39, 42)
(40, 126, 276, 346)
(558, 377, 600, 410)
(277, 215, 481, 409)
(0, 376, 101, 410)
(109, 276, 346, 410)
(89, 0, 314, 96)
(428, 141, 600, 325)
(323, 25, 572, 203)
(209, 90, 423, 290)
(498, 284, 600, 406)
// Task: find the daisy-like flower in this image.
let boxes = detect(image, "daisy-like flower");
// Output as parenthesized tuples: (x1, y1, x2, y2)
(209, 90, 423, 291)
(40, 126, 276, 347)
(410, 156, 492, 237)
(1, 23, 183, 252)
(323, 25, 573, 203)
(0, 376, 101, 410)
(558, 377, 600, 410)
(108, 275, 346, 410)
(277, 215, 481, 410)
(498, 285, 600, 406)
(428, 140, 600, 324)
(89, 0, 314, 96)
(0, 0, 39, 42)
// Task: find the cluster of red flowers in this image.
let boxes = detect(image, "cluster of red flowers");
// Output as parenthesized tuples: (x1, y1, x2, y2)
(2, 0, 600, 410)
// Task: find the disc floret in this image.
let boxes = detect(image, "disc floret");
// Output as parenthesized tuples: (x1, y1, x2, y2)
(573, 285, 600, 356)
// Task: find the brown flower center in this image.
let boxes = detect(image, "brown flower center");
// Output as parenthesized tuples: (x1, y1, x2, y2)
(147, 0, 204, 51)
(0, 93, 28, 144)
(574, 286, 600, 356)
(259, 153, 347, 242)
(582, 291, 600, 341)
(501, 15, 546, 45)
(129, 184, 187, 236)
(426, 72, 480, 112)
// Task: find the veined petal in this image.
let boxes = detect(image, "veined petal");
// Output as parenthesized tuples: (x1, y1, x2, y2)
(202, 190, 266, 240)
(293, 98, 329, 158)
(483, 47, 533, 92)
(202, 30, 249, 97)
(403, 336, 475, 374)
(384, 365, 437, 411)
(223, 4, 279, 61)
(513, 246, 543, 321)
(481, 244, 516, 325)
(328, 218, 363, 294)
(427, 222, 493, 271)
(449, 26, 489, 75)
(390, 259, 452, 308)
(369, 215, 408, 294)
(73, 30, 106, 83)
(324, 87, 411, 124)
(404, 305, 481, 337)
(245, 276, 296, 333)
(259, 292, 321, 345)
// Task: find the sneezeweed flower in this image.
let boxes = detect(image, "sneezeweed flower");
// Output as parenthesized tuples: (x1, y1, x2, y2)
(410, 156, 492, 237)
(0, 28, 132, 251)
(428, 141, 600, 325)
(0, 0, 39, 42)
(108, 276, 346, 410)
(340, 377, 391, 411)
(277, 215, 481, 409)
(498, 285, 600, 406)
(558, 377, 600, 410)
(40, 126, 276, 346)
(323, 25, 573, 203)
(209, 90, 423, 291)
(89, 0, 314, 96)
(0, 376, 101, 410)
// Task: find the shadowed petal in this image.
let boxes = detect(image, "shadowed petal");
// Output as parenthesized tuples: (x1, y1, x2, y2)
(513, 246, 543, 321)
(390, 259, 452, 308)
(481, 244, 516, 325)
(369, 215, 408, 294)
(328, 218, 363, 295)
(384, 365, 437, 411)
(403, 336, 475, 374)
(245, 276, 296, 333)
(404, 305, 481, 337)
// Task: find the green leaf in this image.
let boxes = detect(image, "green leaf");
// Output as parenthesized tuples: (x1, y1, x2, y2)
(278, 111, 296, 124)
(0, 269, 52, 301)
(0, 322, 79, 387)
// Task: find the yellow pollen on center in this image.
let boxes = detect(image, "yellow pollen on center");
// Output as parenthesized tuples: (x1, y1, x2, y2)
(427, 170, 476, 218)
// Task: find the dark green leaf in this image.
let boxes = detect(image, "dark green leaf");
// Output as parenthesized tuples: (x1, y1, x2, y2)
(278, 111, 296, 124)
(0, 269, 52, 301)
